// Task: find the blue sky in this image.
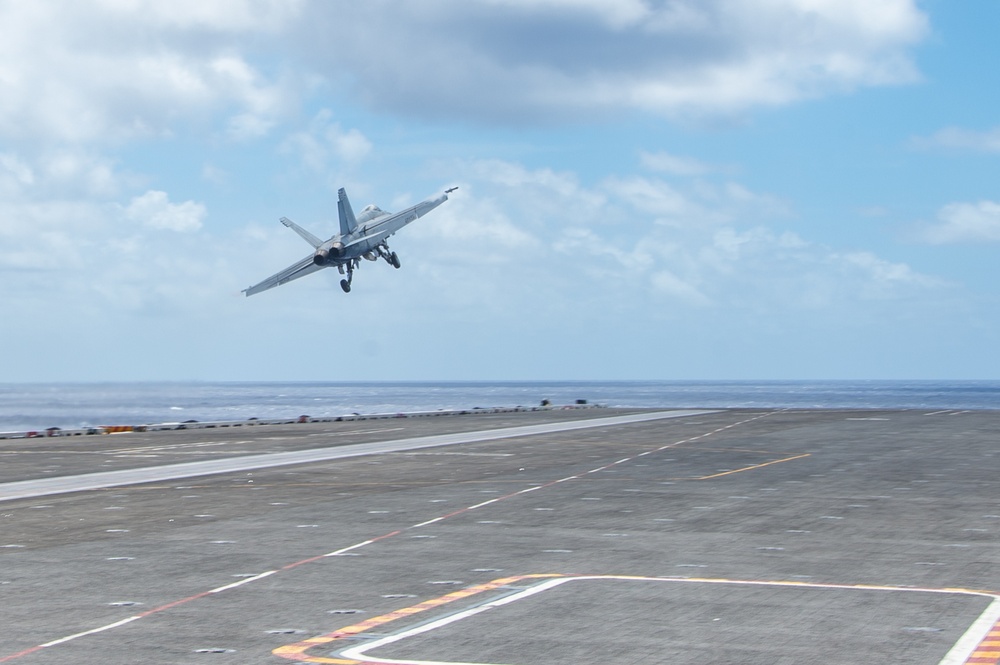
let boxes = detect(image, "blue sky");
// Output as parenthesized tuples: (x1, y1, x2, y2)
(1, 0, 998, 381)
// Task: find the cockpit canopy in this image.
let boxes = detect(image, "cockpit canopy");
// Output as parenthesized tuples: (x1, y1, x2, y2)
(356, 204, 387, 224)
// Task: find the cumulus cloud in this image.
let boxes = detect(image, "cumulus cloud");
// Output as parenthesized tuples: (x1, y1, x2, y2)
(294, 0, 928, 123)
(0, 187, 258, 319)
(440, 158, 938, 315)
(0, 153, 35, 195)
(422, 197, 537, 255)
(910, 126, 1000, 153)
(0, 1, 301, 144)
(836, 250, 941, 298)
(639, 151, 713, 176)
(601, 175, 789, 228)
(40, 152, 123, 197)
(0, 150, 130, 200)
(603, 176, 712, 222)
(124, 190, 206, 232)
(0, 0, 930, 146)
(649, 269, 711, 306)
(280, 110, 373, 172)
(0, 200, 106, 272)
(918, 201, 1000, 244)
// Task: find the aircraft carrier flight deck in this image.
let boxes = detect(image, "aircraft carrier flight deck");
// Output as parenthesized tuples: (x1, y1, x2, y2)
(1, 407, 998, 664)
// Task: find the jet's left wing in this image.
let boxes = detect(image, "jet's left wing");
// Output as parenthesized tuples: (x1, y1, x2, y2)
(243, 255, 325, 297)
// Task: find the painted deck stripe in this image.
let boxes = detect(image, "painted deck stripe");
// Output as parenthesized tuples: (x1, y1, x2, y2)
(276, 574, 1000, 665)
(2, 409, 780, 663)
(0, 410, 716, 503)
(943, 604, 1000, 665)
(209, 570, 277, 593)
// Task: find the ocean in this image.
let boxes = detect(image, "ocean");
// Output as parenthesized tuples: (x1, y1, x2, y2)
(1, 380, 998, 434)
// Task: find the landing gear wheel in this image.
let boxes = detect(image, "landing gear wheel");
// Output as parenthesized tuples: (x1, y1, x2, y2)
(340, 279, 351, 293)
(390, 252, 400, 269)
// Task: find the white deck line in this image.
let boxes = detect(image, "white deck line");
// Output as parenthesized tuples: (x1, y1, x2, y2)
(338, 575, 1000, 665)
(938, 595, 1000, 665)
(0, 410, 715, 503)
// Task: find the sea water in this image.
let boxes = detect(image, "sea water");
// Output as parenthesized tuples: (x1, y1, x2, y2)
(1, 380, 998, 433)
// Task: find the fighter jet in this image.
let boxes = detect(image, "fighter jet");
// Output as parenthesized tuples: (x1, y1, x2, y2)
(244, 186, 456, 296)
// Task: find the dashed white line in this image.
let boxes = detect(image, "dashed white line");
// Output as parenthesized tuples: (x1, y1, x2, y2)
(209, 570, 277, 594)
(2, 408, 769, 662)
(40, 616, 143, 648)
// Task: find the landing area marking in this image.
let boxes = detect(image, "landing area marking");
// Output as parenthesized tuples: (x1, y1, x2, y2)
(274, 575, 1000, 665)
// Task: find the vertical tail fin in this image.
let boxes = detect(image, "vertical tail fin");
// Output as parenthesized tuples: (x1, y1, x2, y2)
(338, 188, 358, 235)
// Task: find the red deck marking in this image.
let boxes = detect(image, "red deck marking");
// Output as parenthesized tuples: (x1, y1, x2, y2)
(0, 411, 774, 662)
(276, 574, 1000, 665)
(965, 621, 1000, 664)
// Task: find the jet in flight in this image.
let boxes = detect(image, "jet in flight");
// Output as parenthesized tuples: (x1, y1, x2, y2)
(244, 187, 456, 296)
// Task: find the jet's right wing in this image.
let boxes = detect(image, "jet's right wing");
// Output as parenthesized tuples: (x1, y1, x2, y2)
(243, 255, 325, 297)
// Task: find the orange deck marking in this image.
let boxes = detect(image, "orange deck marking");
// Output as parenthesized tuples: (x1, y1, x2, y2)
(691, 452, 812, 480)
(273, 574, 565, 663)
(965, 621, 1000, 664)
(275, 574, 1000, 665)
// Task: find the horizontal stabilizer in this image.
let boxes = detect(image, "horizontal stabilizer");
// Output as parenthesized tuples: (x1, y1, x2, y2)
(281, 217, 323, 248)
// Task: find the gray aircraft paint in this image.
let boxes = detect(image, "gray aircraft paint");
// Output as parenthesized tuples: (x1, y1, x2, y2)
(244, 186, 455, 296)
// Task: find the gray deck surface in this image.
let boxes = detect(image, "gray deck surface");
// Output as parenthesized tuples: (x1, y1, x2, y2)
(0, 407, 997, 664)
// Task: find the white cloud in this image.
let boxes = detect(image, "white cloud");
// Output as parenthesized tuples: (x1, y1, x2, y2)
(467, 160, 584, 198)
(0, 0, 929, 147)
(0, 146, 956, 380)
(478, 0, 652, 30)
(124, 190, 206, 232)
(603, 176, 708, 221)
(201, 163, 230, 186)
(911, 126, 1000, 153)
(0, 150, 131, 200)
(419, 196, 537, 257)
(836, 250, 941, 299)
(0, 189, 265, 320)
(601, 175, 789, 228)
(0, 2, 301, 144)
(650, 269, 711, 306)
(443, 158, 939, 317)
(639, 151, 712, 176)
(292, 0, 927, 123)
(93, 0, 304, 32)
(0, 153, 35, 195)
(280, 110, 373, 172)
(40, 152, 122, 197)
(225, 113, 275, 142)
(918, 201, 1000, 244)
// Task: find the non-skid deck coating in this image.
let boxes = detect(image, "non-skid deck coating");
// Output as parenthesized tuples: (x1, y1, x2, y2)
(0, 407, 998, 664)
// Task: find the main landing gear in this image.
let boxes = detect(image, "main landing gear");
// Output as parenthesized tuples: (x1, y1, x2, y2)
(376, 242, 401, 269)
(336, 243, 400, 293)
(339, 260, 357, 293)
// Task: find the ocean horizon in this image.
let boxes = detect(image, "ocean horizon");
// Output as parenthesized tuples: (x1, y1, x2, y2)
(1, 379, 998, 434)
